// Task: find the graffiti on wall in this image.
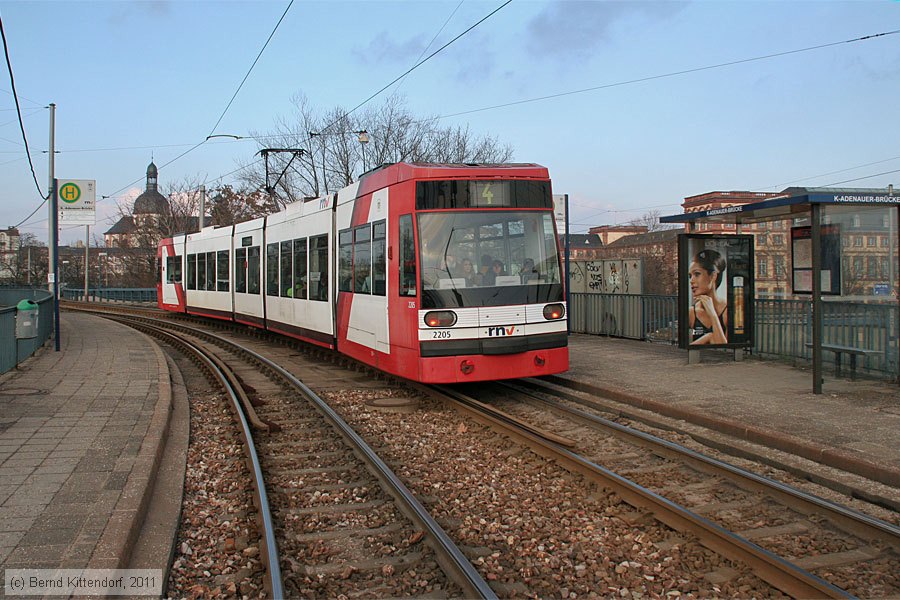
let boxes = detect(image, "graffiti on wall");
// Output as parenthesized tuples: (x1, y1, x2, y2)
(569, 259, 643, 294)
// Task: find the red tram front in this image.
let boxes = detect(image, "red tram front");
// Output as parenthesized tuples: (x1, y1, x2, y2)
(336, 163, 568, 383)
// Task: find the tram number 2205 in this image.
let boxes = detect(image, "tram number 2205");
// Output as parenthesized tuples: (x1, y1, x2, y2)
(432, 330, 452, 339)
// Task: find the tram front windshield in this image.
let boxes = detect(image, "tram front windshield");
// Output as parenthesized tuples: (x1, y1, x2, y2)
(418, 211, 563, 309)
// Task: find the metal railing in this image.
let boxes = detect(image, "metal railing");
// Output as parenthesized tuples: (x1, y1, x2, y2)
(61, 288, 157, 303)
(570, 293, 898, 379)
(570, 293, 678, 343)
(0, 288, 54, 374)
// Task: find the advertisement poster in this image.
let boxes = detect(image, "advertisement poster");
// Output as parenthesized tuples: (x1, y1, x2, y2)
(678, 234, 754, 349)
(790, 225, 841, 295)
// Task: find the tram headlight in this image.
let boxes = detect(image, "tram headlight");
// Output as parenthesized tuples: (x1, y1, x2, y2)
(424, 311, 457, 328)
(543, 303, 566, 320)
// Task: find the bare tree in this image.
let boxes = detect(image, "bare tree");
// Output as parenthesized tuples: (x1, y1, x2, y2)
(15, 233, 47, 286)
(239, 93, 515, 203)
(209, 186, 270, 226)
(627, 210, 680, 233)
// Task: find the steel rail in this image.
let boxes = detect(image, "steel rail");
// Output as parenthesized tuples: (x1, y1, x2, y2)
(99, 312, 496, 600)
(504, 380, 900, 549)
(223, 342, 498, 600)
(431, 383, 854, 600)
(109, 317, 285, 599)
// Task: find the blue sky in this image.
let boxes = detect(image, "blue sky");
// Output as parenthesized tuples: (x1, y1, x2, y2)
(1, 0, 898, 245)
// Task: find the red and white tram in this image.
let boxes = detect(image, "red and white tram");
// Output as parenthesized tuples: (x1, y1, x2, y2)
(159, 162, 569, 383)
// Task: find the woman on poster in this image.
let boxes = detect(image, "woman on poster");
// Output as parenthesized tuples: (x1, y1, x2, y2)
(689, 249, 728, 345)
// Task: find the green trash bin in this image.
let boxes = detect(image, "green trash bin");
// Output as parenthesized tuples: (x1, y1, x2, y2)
(16, 299, 39, 339)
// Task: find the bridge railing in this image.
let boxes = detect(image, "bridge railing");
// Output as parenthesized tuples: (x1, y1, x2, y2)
(61, 288, 158, 303)
(0, 288, 54, 374)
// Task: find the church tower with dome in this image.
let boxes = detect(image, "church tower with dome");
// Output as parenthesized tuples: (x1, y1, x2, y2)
(104, 161, 171, 248)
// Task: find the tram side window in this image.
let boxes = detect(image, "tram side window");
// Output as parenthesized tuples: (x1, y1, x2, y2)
(206, 252, 216, 291)
(235, 248, 247, 293)
(187, 254, 197, 290)
(309, 234, 328, 302)
(247, 246, 261, 294)
(217, 250, 229, 292)
(354, 224, 371, 294)
(372, 220, 386, 296)
(266, 243, 279, 296)
(399, 215, 416, 297)
(338, 229, 353, 292)
(197, 253, 207, 290)
(166, 256, 182, 283)
(280, 240, 293, 297)
(293, 238, 308, 300)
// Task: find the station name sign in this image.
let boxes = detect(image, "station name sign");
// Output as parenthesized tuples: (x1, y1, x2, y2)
(706, 206, 744, 216)
(830, 194, 898, 204)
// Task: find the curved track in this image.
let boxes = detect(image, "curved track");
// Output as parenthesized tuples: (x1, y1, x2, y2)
(432, 380, 899, 599)
(88, 309, 495, 599)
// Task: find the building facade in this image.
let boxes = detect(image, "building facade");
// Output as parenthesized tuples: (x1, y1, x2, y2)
(0, 227, 21, 281)
(105, 161, 170, 248)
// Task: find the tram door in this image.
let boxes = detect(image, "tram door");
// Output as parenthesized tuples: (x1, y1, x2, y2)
(339, 188, 390, 358)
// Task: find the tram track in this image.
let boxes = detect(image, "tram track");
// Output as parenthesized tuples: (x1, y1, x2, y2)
(92, 310, 494, 599)
(441, 380, 899, 598)
(64, 302, 898, 597)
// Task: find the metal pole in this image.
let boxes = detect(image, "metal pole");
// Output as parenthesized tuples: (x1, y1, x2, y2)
(811, 203, 822, 394)
(47, 103, 61, 351)
(47, 103, 55, 295)
(52, 180, 60, 351)
(199, 185, 206, 229)
(83, 226, 89, 301)
(564, 194, 571, 334)
(321, 138, 328, 194)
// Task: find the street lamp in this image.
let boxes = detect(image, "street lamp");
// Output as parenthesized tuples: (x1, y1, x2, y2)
(356, 130, 369, 172)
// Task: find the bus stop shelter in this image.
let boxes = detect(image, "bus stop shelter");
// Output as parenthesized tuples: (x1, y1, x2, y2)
(661, 187, 899, 394)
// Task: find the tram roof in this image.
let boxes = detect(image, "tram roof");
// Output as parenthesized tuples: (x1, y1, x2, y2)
(660, 187, 899, 225)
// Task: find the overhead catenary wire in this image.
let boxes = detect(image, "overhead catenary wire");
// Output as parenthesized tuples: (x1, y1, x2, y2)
(208, 0, 294, 138)
(433, 29, 900, 120)
(102, 1, 293, 203)
(754, 155, 900, 191)
(319, 0, 512, 133)
(392, 0, 465, 94)
(824, 168, 900, 188)
(97, 1, 503, 203)
(1, 14, 48, 215)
